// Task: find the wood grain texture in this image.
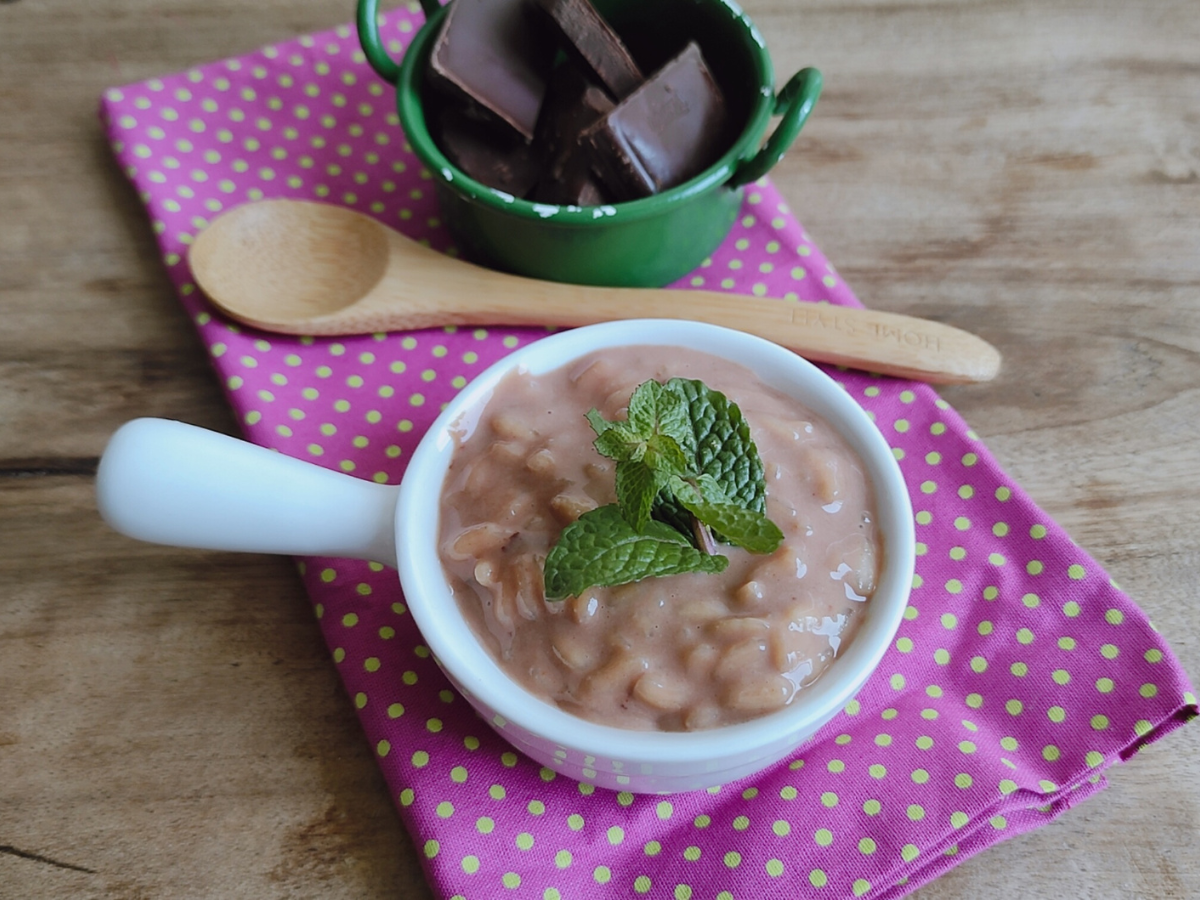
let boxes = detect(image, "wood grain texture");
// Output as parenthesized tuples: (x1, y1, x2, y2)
(1, 0, 1197, 898)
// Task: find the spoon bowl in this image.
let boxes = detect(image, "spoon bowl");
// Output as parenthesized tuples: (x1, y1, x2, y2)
(188, 199, 1002, 384)
(188, 199, 390, 321)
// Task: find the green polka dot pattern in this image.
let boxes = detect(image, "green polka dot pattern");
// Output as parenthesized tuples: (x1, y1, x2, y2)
(100, 10, 1197, 900)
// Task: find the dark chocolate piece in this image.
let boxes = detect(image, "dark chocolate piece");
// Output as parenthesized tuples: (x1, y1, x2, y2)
(532, 158, 609, 206)
(533, 0, 644, 100)
(530, 63, 615, 205)
(567, 178, 607, 206)
(581, 42, 728, 201)
(428, 0, 553, 141)
(437, 109, 543, 197)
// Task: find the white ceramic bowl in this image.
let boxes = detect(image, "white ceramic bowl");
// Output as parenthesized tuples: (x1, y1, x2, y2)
(97, 319, 914, 794)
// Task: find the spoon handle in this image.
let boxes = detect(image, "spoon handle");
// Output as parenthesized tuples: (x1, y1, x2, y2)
(357, 243, 1001, 384)
(550, 289, 1001, 384)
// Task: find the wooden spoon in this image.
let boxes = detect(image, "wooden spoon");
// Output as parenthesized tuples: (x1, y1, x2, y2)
(188, 200, 1001, 384)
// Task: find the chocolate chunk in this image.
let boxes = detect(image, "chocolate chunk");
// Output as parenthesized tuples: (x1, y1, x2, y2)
(428, 0, 553, 141)
(530, 63, 615, 205)
(534, 150, 610, 205)
(581, 42, 728, 201)
(532, 0, 644, 100)
(438, 109, 543, 197)
(567, 178, 607, 206)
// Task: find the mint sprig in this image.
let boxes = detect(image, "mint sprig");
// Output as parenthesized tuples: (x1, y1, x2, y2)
(542, 378, 784, 600)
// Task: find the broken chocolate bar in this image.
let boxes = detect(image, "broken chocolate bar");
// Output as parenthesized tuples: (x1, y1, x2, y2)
(533, 0, 645, 100)
(438, 108, 543, 197)
(581, 42, 728, 201)
(428, 0, 553, 141)
(530, 63, 615, 205)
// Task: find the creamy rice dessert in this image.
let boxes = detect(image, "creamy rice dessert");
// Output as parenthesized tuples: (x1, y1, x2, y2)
(437, 346, 881, 731)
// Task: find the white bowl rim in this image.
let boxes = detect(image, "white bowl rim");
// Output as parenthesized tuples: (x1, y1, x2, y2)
(395, 320, 915, 767)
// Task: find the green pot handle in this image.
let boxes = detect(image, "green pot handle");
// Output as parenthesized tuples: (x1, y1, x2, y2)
(357, 0, 443, 84)
(729, 67, 823, 188)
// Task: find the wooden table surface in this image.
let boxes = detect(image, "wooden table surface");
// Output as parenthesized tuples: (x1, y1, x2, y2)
(2, 0, 1198, 897)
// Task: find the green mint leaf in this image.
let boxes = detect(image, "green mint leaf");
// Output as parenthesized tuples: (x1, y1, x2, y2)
(615, 459, 662, 533)
(627, 380, 690, 448)
(643, 432, 690, 479)
(625, 380, 661, 435)
(543, 505, 729, 600)
(593, 423, 646, 463)
(586, 408, 612, 437)
(669, 476, 785, 555)
(666, 378, 767, 510)
(654, 378, 768, 535)
(692, 472, 733, 502)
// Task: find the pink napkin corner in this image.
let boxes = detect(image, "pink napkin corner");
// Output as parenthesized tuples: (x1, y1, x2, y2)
(99, 8, 1195, 900)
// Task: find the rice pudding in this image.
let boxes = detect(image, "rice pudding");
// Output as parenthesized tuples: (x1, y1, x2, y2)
(437, 345, 881, 731)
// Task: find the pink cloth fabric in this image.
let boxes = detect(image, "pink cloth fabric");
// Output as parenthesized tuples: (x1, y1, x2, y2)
(100, 9, 1195, 899)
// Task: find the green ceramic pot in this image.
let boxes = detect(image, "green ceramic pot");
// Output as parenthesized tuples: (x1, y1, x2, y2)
(357, 0, 821, 287)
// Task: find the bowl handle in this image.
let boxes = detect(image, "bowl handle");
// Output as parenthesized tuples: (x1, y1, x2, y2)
(729, 67, 823, 188)
(357, 0, 442, 84)
(96, 418, 400, 568)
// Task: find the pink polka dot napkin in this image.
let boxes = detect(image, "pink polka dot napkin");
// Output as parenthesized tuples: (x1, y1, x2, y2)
(99, 7, 1195, 899)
